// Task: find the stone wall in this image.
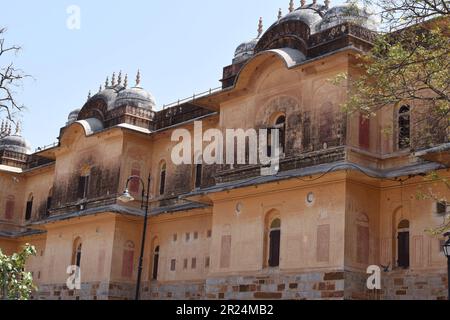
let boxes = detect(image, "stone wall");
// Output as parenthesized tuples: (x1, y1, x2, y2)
(203, 271, 345, 300)
(33, 282, 134, 300)
(381, 270, 448, 300)
(32, 270, 448, 300)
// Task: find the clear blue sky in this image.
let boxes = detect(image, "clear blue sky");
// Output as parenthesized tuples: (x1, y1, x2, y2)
(0, 0, 346, 150)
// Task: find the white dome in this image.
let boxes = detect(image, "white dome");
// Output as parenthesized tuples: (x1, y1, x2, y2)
(0, 134, 32, 154)
(318, 1, 379, 31)
(279, 8, 323, 28)
(67, 108, 80, 125)
(113, 86, 156, 110)
(233, 38, 259, 64)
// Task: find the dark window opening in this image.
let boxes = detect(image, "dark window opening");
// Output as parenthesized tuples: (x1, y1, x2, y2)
(303, 113, 311, 150)
(77, 175, 90, 199)
(170, 259, 176, 271)
(359, 114, 370, 150)
(46, 197, 52, 216)
(75, 244, 82, 268)
(159, 163, 166, 196)
(25, 198, 33, 221)
(195, 164, 202, 189)
(398, 105, 411, 150)
(275, 115, 286, 154)
(397, 220, 410, 269)
(152, 246, 159, 280)
(268, 219, 281, 268)
(267, 129, 273, 157)
(437, 202, 448, 215)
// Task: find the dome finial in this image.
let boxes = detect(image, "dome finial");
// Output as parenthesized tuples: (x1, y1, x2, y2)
(135, 69, 141, 87)
(111, 72, 116, 86)
(99, 84, 103, 93)
(124, 74, 128, 88)
(313, 0, 317, 4)
(15, 120, 21, 135)
(278, 8, 283, 20)
(289, 0, 294, 12)
(1, 120, 6, 137)
(87, 90, 91, 100)
(301, 0, 306, 6)
(105, 76, 109, 88)
(324, 0, 330, 8)
(118, 71, 122, 85)
(257, 17, 263, 38)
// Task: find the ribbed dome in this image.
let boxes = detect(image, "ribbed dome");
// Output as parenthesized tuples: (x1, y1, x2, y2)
(318, 1, 378, 31)
(89, 85, 124, 111)
(113, 86, 156, 110)
(279, 8, 323, 27)
(233, 38, 259, 64)
(67, 108, 80, 125)
(0, 135, 32, 154)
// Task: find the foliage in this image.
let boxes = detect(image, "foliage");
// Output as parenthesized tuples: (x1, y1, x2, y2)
(0, 244, 37, 300)
(334, 1, 450, 234)
(0, 27, 28, 138)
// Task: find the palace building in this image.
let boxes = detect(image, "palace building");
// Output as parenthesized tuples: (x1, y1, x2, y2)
(0, 1, 449, 300)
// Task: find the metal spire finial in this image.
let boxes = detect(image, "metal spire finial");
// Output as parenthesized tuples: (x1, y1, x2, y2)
(15, 121, 21, 135)
(257, 17, 263, 38)
(312, 0, 317, 4)
(111, 72, 116, 86)
(105, 76, 109, 88)
(118, 71, 122, 85)
(289, 0, 295, 12)
(324, 0, 330, 8)
(87, 91, 91, 100)
(301, 0, 306, 6)
(135, 69, 141, 87)
(278, 8, 283, 20)
(124, 74, 128, 88)
(99, 85, 103, 93)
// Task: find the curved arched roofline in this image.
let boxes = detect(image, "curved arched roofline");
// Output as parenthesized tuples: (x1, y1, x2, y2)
(62, 118, 105, 141)
(232, 48, 306, 91)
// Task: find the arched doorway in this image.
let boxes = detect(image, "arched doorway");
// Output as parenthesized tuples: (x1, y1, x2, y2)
(397, 220, 410, 269)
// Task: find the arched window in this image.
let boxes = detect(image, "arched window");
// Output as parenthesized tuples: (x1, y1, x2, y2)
(356, 213, 370, 264)
(72, 237, 82, 268)
(359, 114, 370, 150)
(78, 166, 91, 200)
(5, 195, 15, 220)
(25, 193, 33, 221)
(397, 220, 410, 269)
(152, 246, 160, 280)
(159, 162, 167, 196)
(193, 152, 203, 189)
(194, 164, 202, 189)
(398, 105, 411, 150)
(268, 218, 281, 267)
(302, 111, 311, 150)
(121, 241, 135, 278)
(129, 163, 141, 195)
(274, 115, 286, 154)
(46, 188, 53, 217)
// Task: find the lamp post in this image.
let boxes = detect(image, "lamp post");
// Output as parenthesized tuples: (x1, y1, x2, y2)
(443, 232, 450, 301)
(118, 174, 151, 301)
